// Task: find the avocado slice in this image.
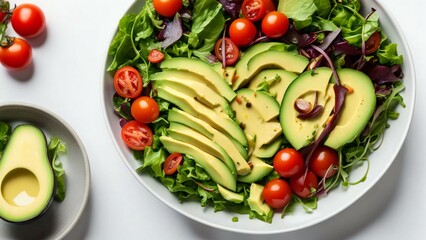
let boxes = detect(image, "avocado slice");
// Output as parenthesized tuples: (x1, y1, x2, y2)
(211, 63, 236, 86)
(168, 108, 251, 176)
(168, 122, 237, 177)
(155, 85, 248, 147)
(217, 184, 244, 203)
(0, 124, 55, 223)
(160, 136, 236, 191)
(248, 69, 298, 104)
(253, 137, 282, 159)
(159, 58, 236, 102)
(238, 156, 274, 183)
(247, 183, 272, 218)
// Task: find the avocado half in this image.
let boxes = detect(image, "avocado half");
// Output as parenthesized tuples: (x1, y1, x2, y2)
(0, 124, 56, 224)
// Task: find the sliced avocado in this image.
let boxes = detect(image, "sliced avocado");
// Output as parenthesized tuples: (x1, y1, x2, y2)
(160, 136, 236, 191)
(247, 183, 272, 217)
(248, 69, 298, 104)
(155, 85, 248, 147)
(280, 67, 335, 150)
(168, 109, 251, 175)
(238, 156, 274, 183)
(234, 49, 309, 90)
(235, 88, 280, 122)
(211, 63, 236, 86)
(324, 69, 376, 149)
(217, 184, 244, 203)
(0, 124, 55, 223)
(168, 122, 237, 177)
(159, 58, 236, 102)
(253, 137, 282, 159)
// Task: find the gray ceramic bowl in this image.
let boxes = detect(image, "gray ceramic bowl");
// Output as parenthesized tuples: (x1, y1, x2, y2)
(0, 102, 90, 239)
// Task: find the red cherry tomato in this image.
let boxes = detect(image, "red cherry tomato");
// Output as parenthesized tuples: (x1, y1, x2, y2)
(11, 3, 46, 38)
(121, 120, 153, 151)
(310, 146, 339, 178)
(262, 178, 292, 209)
(261, 11, 289, 39)
(131, 96, 160, 124)
(365, 31, 381, 55)
(0, 38, 32, 70)
(153, 0, 182, 18)
(0, 12, 5, 23)
(229, 18, 257, 47)
(214, 37, 239, 66)
(241, 0, 275, 22)
(148, 49, 165, 64)
(113, 66, 143, 99)
(273, 148, 304, 178)
(290, 171, 318, 198)
(163, 152, 183, 175)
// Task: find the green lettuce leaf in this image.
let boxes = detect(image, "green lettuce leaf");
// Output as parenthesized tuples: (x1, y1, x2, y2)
(48, 137, 67, 202)
(0, 122, 11, 153)
(278, 0, 317, 29)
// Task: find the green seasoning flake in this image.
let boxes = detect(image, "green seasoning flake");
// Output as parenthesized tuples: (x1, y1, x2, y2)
(232, 217, 239, 222)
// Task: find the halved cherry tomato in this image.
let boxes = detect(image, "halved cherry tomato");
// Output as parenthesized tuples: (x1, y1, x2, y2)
(163, 152, 183, 175)
(131, 96, 160, 123)
(365, 31, 381, 55)
(11, 3, 46, 38)
(0, 38, 32, 70)
(214, 37, 239, 66)
(261, 11, 289, 39)
(113, 66, 143, 99)
(229, 18, 257, 47)
(148, 49, 165, 64)
(242, 0, 275, 22)
(153, 0, 182, 18)
(262, 178, 292, 209)
(310, 145, 339, 178)
(121, 120, 153, 150)
(290, 171, 318, 198)
(273, 148, 304, 178)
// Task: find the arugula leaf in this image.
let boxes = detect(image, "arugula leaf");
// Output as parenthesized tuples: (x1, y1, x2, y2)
(48, 137, 67, 202)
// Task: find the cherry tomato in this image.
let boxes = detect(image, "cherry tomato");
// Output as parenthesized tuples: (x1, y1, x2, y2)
(163, 152, 183, 175)
(0, 12, 5, 23)
(121, 120, 153, 150)
(131, 96, 160, 123)
(290, 171, 318, 198)
(365, 31, 381, 55)
(229, 18, 257, 47)
(11, 3, 46, 38)
(148, 49, 165, 64)
(113, 66, 143, 99)
(0, 38, 32, 70)
(310, 146, 339, 178)
(242, 0, 275, 22)
(153, 0, 182, 18)
(214, 37, 239, 66)
(261, 11, 289, 39)
(273, 148, 304, 178)
(262, 178, 292, 209)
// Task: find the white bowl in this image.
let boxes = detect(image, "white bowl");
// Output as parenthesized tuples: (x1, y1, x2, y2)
(0, 102, 91, 239)
(101, 0, 415, 234)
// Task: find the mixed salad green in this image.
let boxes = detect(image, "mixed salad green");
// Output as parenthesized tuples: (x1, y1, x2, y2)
(108, 0, 404, 223)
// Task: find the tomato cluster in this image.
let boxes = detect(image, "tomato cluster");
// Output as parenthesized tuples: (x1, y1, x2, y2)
(0, 2, 46, 70)
(262, 146, 339, 209)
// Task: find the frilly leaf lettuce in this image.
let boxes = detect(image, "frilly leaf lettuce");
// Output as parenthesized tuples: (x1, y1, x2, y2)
(48, 137, 67, 202)
(0, 122, 11, 154)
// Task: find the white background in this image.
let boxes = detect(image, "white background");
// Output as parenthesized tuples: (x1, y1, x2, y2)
(1, 0, 425, 239)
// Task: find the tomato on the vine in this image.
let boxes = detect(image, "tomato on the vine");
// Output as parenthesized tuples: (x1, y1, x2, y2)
(148, 49, 165, 64)
(214, 37, 239, 66)
(365, 31, 381, 55)
(11, 3, 46, 38)
(113, 66, 143, 99)
(310, 145, 339, 178)
(261, 11, 289, 39)
(163, 152, 183, 175)
(290, 171, 318, 198)
(273, 148, 304, 178)
(153, 0, 182, 18)
(262, 178, 292, 209)
(131, 96, 160, 124)
(121, 120, 153, 150)
(229, 18, 257, 47)
(0, 38, 32, 70)
(241, 0, 275, 22)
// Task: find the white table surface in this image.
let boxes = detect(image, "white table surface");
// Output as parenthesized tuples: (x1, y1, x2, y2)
(1, 0, 424, 239)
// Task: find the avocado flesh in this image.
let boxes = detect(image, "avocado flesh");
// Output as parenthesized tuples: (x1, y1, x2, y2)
(168, 109, 251, 175)
(168, 122, 237, 177)
(247, 183, 272, 217)
(160, 136, 236, 191)
(217, 184, 244, 203)
(156, 85, 248, 147)
(159, 58, 236, 102)
(238, 156, 274, 183)
(253, 137, 282, 159)
(0, 124, 55, 223)
(211, 63, 236, 86)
